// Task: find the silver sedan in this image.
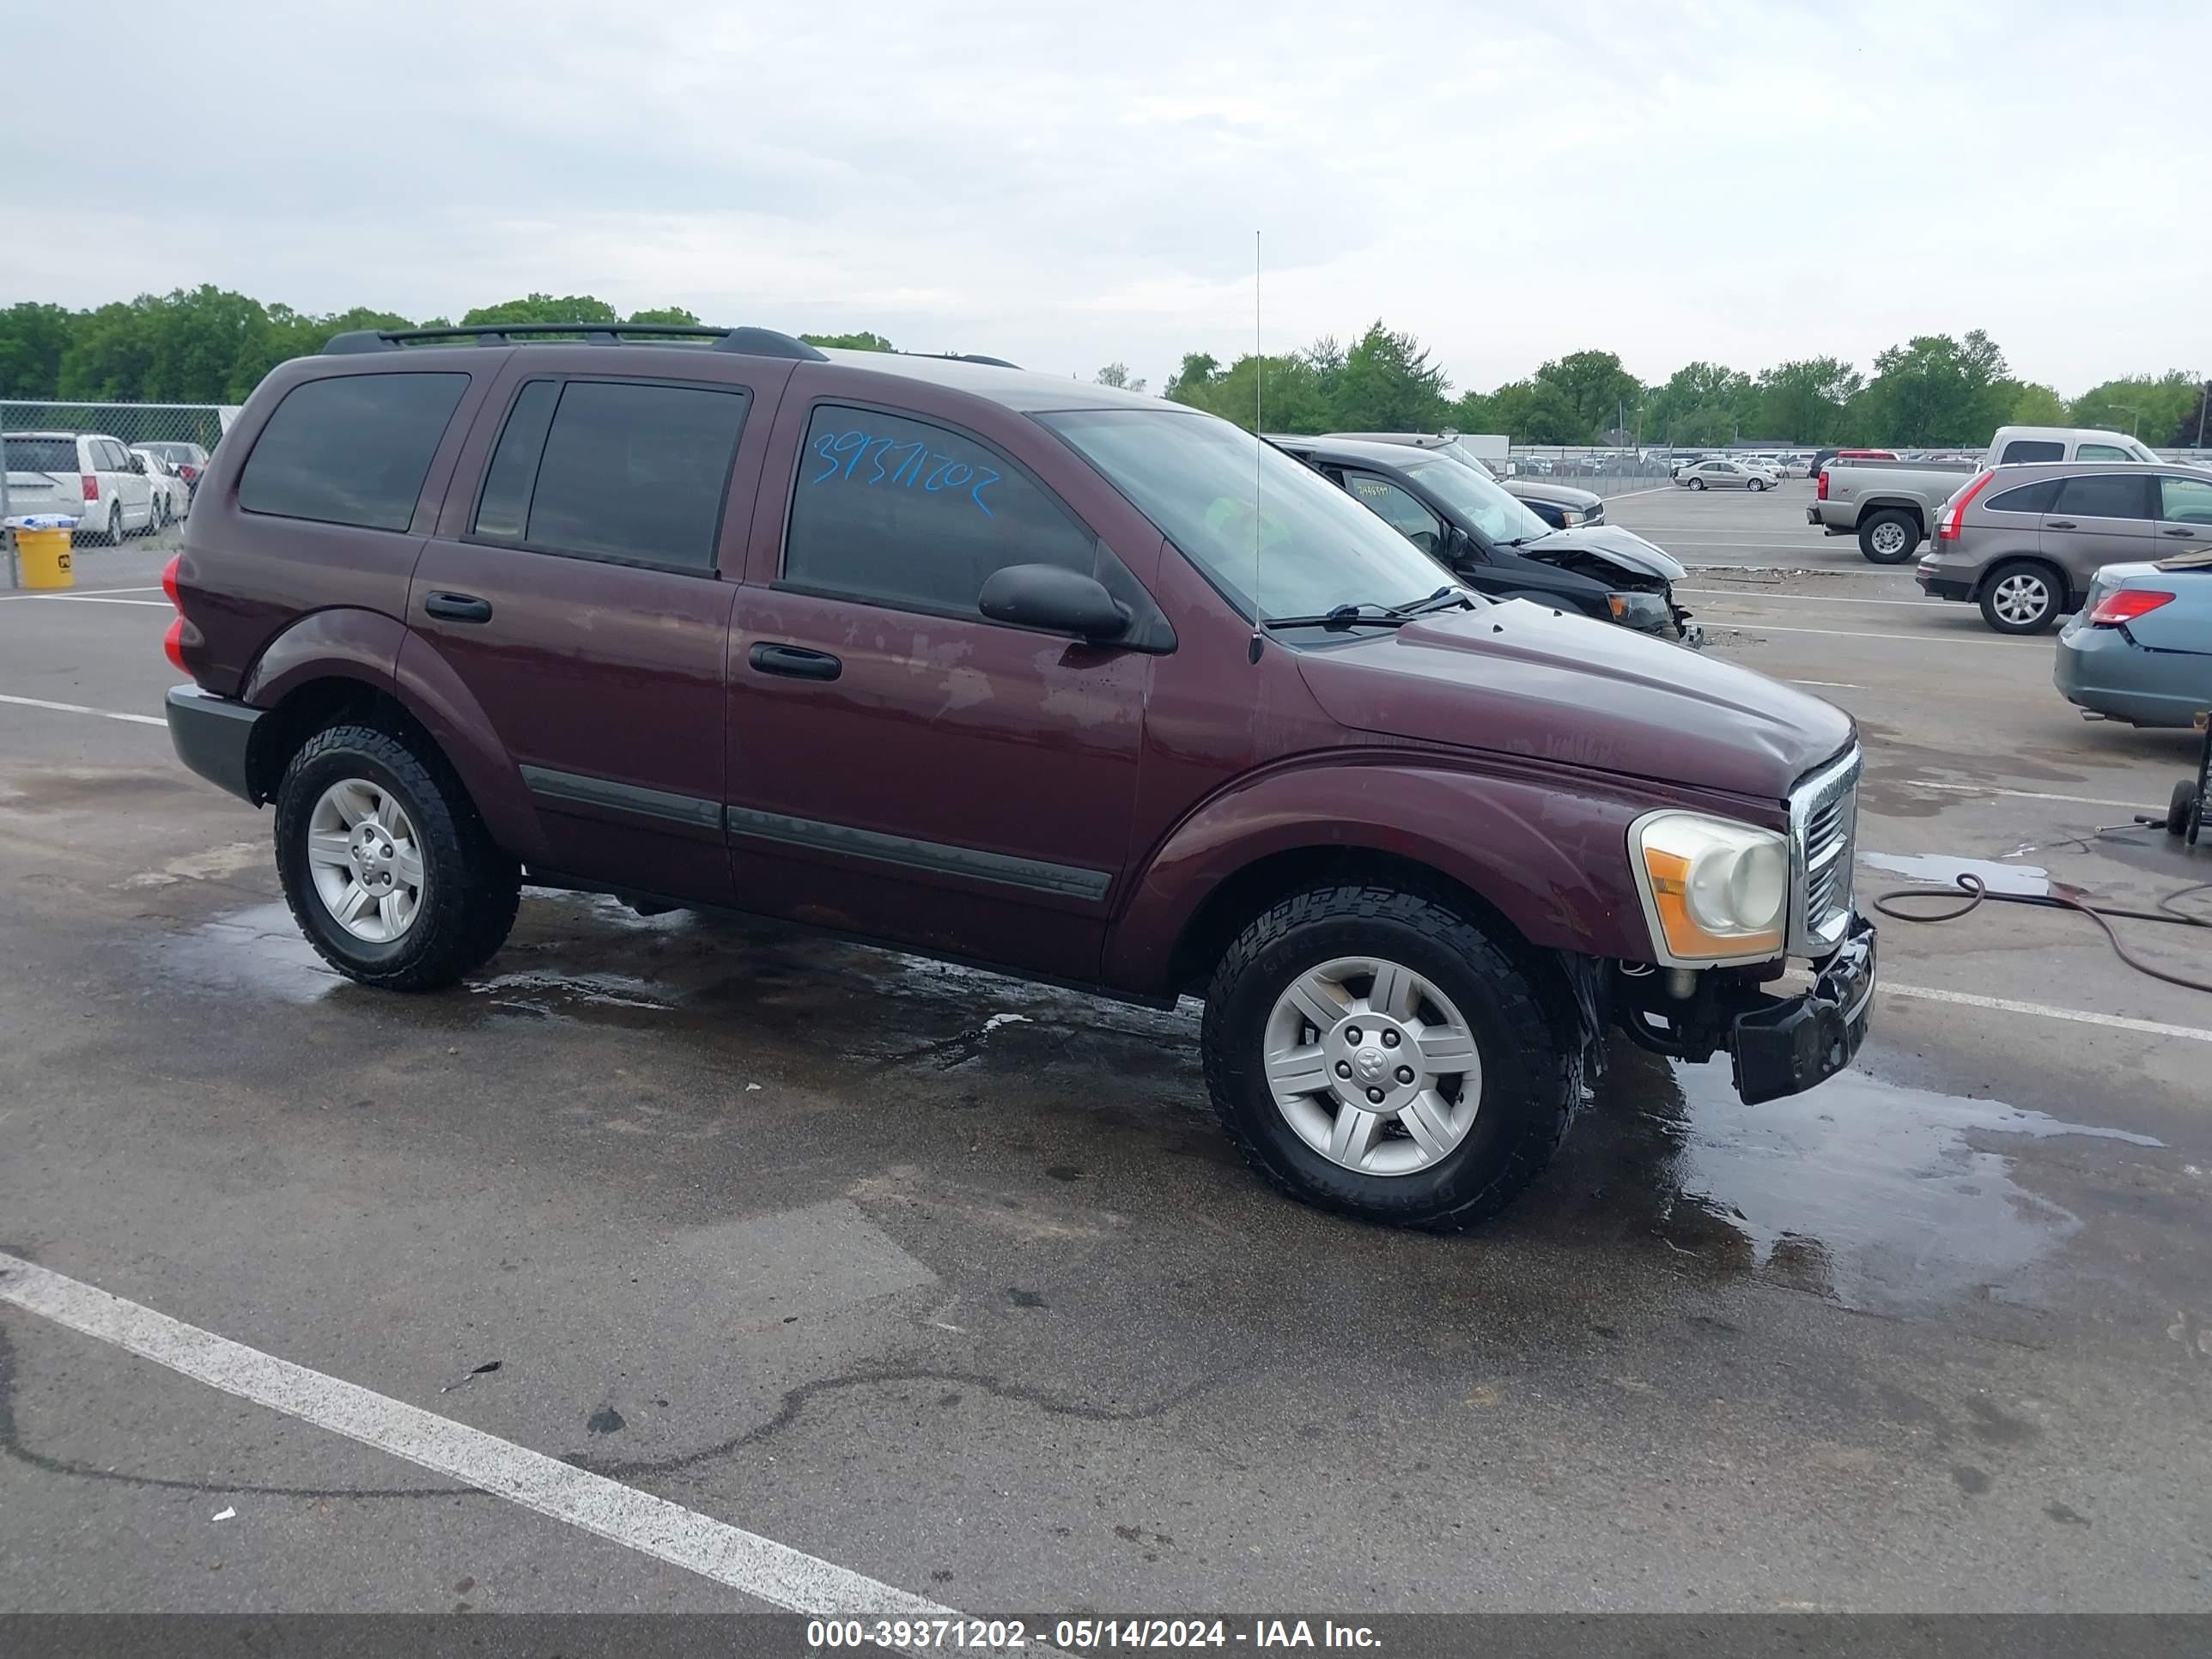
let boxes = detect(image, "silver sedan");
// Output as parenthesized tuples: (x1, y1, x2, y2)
(1674, 459, 1777, 492)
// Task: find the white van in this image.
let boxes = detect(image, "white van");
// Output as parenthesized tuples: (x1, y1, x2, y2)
(1984, 426, 2160, 467)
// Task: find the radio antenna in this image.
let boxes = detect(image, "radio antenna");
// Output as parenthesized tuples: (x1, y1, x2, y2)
(1249, 228, 1264, 665)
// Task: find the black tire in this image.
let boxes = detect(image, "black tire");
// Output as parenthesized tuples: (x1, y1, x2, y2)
(273, 721, 520, 991)
(101, 503, 123, 546)
(1689, 477, 1705, 490)
(1977, 560, 2063, 635)
(1200, 884, 1577, 1231)
(1856, 508, 1919, 563)
(1748, 477, 1767, 493)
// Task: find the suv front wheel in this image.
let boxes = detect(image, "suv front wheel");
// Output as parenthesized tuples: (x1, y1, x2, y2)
(274, 722, 520, 990)
(1978, 561, 2064, 634)
(1201, 884, 1577, 1231)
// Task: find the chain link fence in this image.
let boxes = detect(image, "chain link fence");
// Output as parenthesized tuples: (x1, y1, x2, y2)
(3, 402, 236, 586)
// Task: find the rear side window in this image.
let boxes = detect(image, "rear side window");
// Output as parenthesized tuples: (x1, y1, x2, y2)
(4, 437, 77, 472)
(1999, 440, 2064, 464)
(2160, 476, 2212, 525)
(473, 379, 748, 571)
(2077, 444, 2133, 462)
(2051, 474, 2154, 520)
(1984, 478, 2061, 515)
(782, 404, 1097, 617)
(239, 373, 469, 532)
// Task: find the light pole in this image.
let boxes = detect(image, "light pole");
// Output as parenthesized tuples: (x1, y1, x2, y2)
(2197, 380, 2209, 452)
(2110, 403, 2141, 438)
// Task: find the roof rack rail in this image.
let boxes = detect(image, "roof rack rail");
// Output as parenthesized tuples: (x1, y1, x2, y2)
(907, 351, 1021, 369)
(320, 323, 830, 362)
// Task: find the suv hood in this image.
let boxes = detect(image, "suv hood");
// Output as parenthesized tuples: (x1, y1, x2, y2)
(1298, 602, 1852, 801)
(1510, 525, 1685, 585)
(1504, 477, 1602, 511)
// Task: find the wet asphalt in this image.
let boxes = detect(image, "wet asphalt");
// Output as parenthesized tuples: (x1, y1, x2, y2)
(2, 506, 2209, 1614)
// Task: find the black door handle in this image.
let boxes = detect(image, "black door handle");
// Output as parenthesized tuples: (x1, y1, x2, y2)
(2163, 526, 2199, 537)
(424, 591, 493, 623)
(2045, 520, 2077, 531)
(749, 642, 842, 681)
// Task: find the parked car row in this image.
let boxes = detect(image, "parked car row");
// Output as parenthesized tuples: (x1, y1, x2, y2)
(160, 320, 1874, 1231)
(1324, 432, 1609, 528)
(3, 430, 203, 544)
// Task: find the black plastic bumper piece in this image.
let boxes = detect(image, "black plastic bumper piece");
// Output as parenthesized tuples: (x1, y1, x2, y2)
(1728, 915, 1877, 1105)
(1917, 577, 1972, 602)
(166, 684, 263, 804)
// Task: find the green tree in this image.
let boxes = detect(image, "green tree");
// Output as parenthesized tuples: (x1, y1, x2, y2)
(626, 307, 701, 326)
(1753, 357, 1863, 444)
(1486, 377, 1583, 445)
(461, 294, 620, 327)
(2172, 381, 2212, 450)
(2008, 382, 2069, 426)
(0, 302, 74, 398)
(1164, 352, 1222, 407)
(1860, 330, 2010, 446)
(1644, 361, 1755, 444)
(1533, 349, 1642, 443)
(798, 331, 896, 352)
(1171, 353, 1331, 432)
(58, 300, 159, 403)
(1447, 388, 1498, 434)
(2069, 371, 2201, 442)
(1096, 362, 1146, 393)
(1330, 321, 1450, 431)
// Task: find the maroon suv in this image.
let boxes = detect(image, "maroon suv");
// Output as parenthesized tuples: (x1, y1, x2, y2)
(162, 321, 1874, 1230)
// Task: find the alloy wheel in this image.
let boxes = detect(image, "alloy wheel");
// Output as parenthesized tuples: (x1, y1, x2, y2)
(1262, 956, 1482, 1176)
(305, 778, 426, 943)
(1990, 574, 2051, 627)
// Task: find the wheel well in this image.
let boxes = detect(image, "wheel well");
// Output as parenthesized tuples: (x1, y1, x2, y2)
(244, 679, 431, 804)
(1862, 501, 1925, 531)
(1170, 844, 1572, 1000)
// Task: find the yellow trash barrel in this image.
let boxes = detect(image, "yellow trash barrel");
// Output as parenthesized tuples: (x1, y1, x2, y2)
(13, 521, 76, 590)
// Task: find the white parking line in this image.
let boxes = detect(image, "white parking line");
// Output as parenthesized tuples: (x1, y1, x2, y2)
(0, 692, 166, 726)
(1884, 984, 2212, 1045)
(1680, 588, 1947, 608)
(1705, 621, 2014, 646)
(0, 585, 163, 602)
(24, 595, 173, 607)
(1901, 779, 2152, 810)
(0, 1250, 963, 1620)
(1787, 679, 1861, 689)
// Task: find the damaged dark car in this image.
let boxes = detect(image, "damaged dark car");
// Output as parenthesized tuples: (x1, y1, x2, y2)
(1273, 434, 1698, 644)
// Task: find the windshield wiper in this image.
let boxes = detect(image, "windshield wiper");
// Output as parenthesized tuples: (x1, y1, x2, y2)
(1389, 586, 1475, 617)
(1260, 602, 1409, 631)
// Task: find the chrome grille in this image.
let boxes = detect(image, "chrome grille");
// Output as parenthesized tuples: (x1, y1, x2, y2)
(1789, 746, 1861, 957)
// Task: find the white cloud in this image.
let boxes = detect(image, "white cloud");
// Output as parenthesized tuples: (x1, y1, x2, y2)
(4, 0, 2204, 396)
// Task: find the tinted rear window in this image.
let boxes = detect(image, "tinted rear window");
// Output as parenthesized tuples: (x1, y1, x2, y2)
(477, 379, 749, 570)
(1984, 478, 2061, 515)
(2051, 473, 2154, 520)
(4, 437, 77, 472)
(1999, 440, 2064, 464)
(239, 374, 468, 532)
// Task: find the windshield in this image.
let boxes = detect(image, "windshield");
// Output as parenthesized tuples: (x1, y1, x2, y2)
(1399, 457, 1553, 544)
(1040, 410, 1454, 621)
(4, 436, 77, 473)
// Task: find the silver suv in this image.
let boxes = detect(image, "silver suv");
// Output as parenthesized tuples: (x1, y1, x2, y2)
(1914, 462, 2212, 634)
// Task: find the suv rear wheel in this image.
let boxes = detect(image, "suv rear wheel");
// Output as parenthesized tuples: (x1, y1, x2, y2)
(1978, 561, 2063, 634)
(274, 722, 520, 990)
(1201, 884, 1576, 1231)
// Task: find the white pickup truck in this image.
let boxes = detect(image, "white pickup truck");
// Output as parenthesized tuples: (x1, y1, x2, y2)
(1810, 426, 2161, 563)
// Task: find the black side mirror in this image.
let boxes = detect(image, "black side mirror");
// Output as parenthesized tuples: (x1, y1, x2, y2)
(129, 455, 146, 474)
(978, 563, 1130, 642)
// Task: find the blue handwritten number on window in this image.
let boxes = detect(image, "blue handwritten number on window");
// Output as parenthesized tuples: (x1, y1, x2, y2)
(808, 428, 1000, 517)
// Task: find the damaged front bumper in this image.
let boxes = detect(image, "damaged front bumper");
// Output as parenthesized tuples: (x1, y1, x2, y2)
(1613, 912, 1876, 1103)
(1727, 913, 1876, 1104)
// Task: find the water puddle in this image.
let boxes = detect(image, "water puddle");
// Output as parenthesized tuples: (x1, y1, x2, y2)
(1569, 1052, 2161, 1312)
(156, 902, 344, 1004)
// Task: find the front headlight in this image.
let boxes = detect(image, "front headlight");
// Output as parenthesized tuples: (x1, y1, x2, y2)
(1558, 509, 1586, 526)
(1629, 811, 1789, 964)
(1605, 591, 1673, 632)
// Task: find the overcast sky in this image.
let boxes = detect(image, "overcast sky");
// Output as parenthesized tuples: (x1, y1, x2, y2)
(11, 1, 2205, 396)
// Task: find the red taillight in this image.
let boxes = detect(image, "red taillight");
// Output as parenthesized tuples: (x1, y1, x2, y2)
(81, 473, 99, 501)
(1937, 470, 1996, 540)
(161, 552, 181, 611)
(163, 616, 187, 673)
(179, 464, 199, 483)
(2089, 589, 2175, 626)
(1816, 469, 1829, 500)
